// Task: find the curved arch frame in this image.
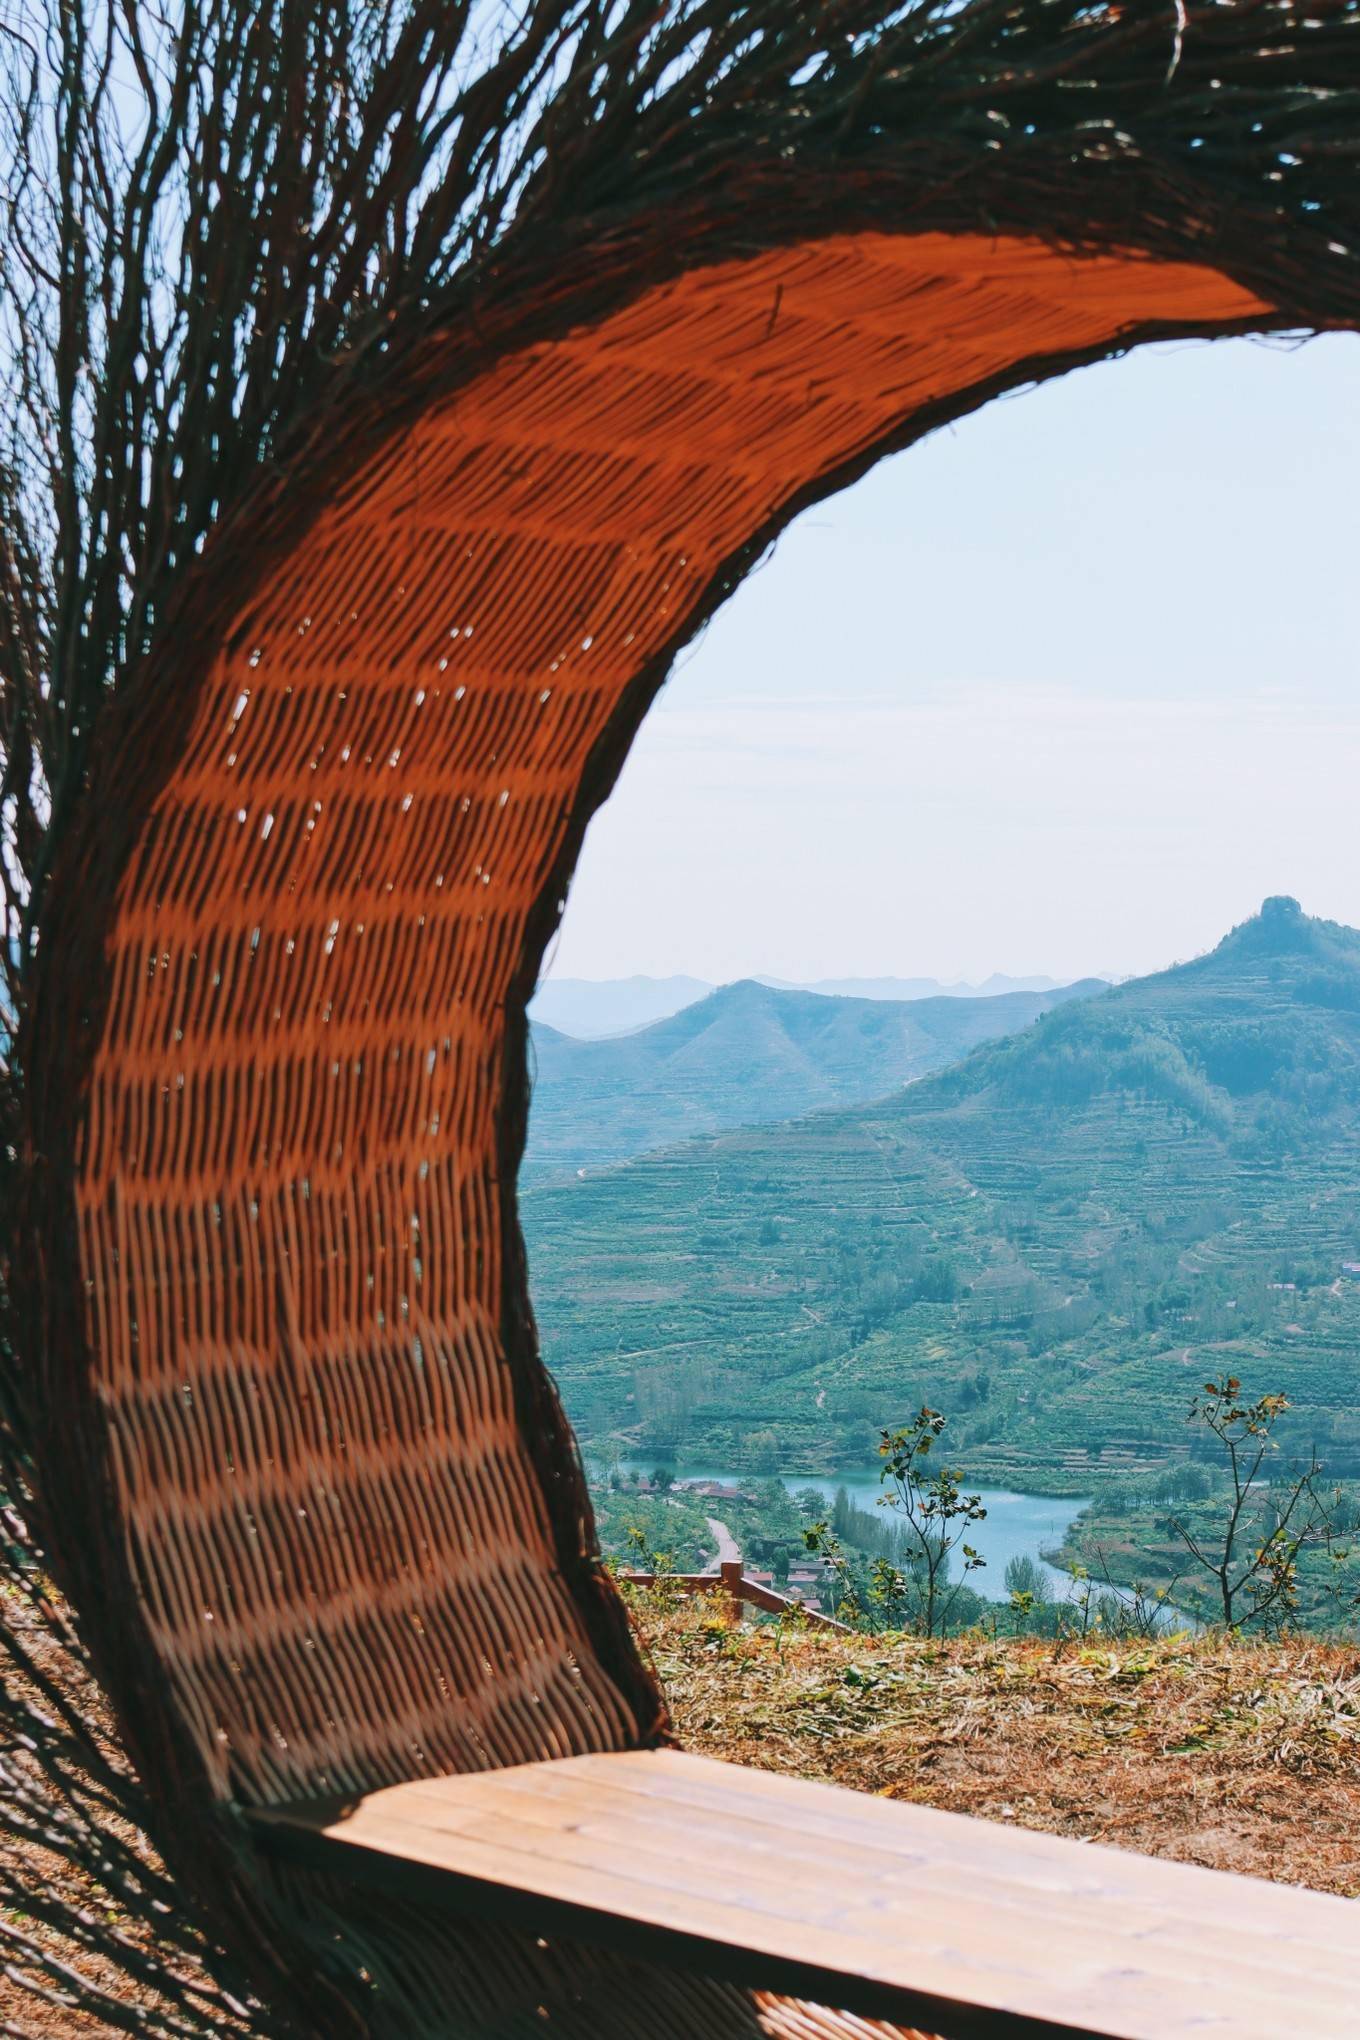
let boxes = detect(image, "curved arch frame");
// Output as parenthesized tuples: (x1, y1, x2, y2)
(16, 157, 1349, 2032)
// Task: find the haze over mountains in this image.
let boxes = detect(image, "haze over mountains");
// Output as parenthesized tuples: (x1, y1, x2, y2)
(524, 899, 1360, 1489)
(530, 969, 1093, 1039)
(529, 975, 713, 1038)
(525, 978, 1103, 1187)
(763, 972, 1079, 1001)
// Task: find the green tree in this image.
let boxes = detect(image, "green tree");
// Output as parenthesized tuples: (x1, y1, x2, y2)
(801, 1521, 866, 1628)
(1003, 1553, 1052, 1612)
(1155, 1463, 1211, 1505)
(1166, 1378, 1336, 1630)
(742, 1428, 781, 1472)
(878, 1409, 987, 1637)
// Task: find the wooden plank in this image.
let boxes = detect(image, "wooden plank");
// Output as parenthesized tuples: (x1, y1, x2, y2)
(382, 1765, 1359, 1992)
(386, 1750, 1353, 1967)
(248, 1747, 1359, 2040)
(324, 1790, 1351, 2022)
(521, 1751, 1351, 1947)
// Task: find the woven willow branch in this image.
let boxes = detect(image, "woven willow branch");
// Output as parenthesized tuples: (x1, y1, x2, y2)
(1, 3, 1358, 2034)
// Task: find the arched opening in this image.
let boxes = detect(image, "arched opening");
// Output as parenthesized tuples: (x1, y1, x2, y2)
(524, 322, 1360, 1664)
(7, 1, 1358, 2029)
(31, 230, 1273, 1800)
(22, 224, 1340, 2037)
(544, 327, 1360, 1002)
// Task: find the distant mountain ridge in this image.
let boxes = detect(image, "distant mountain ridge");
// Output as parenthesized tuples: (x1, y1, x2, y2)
(528, 975, 712, 1038)
(531, 968, 1099, 1039)
(524, 899, 1360, 1486)
(524, 976, 1105, 1187)
(758, 972, 1070, 1001)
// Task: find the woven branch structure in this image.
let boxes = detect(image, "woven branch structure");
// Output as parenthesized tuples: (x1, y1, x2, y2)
(4, 1, 1360, 2033)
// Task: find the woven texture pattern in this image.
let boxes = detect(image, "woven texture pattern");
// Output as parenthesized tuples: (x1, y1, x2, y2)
(47, 230, 1267, 2032)
(76, 232, 1261, 1803)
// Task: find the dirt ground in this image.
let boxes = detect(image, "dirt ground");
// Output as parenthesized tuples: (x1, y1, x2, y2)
(0, 1601, 253, 2040)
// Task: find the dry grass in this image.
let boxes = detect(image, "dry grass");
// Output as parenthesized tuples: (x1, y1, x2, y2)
(629, 1586, 1360, 1896)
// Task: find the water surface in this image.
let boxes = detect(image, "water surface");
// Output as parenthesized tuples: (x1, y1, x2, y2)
(610, 1457, 1087, 1603)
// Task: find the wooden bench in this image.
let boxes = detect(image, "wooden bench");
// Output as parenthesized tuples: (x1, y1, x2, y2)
(249, 1748, 1358, 2039)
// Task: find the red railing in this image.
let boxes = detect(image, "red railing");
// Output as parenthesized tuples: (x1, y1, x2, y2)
(619, 1557, 852, 1632)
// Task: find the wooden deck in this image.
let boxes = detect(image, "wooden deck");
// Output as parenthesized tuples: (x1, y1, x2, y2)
(249, 1747, 1358, 2040)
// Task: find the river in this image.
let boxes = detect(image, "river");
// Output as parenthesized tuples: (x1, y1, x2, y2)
(605, 1457, 1191, 1627)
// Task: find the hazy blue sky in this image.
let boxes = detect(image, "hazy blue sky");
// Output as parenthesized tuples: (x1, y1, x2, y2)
(546, 330, 1359, 987)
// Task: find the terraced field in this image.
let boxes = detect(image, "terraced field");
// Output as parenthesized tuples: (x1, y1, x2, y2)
(523, 975, 1100, 1186)
(524, 899, 1360, 1489)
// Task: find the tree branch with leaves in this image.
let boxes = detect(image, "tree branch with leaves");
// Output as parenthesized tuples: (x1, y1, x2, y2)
(1166, 1377, 1339, 1631)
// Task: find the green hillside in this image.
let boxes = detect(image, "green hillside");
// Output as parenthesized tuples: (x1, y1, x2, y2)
(524, 977, 1102, 1186)
(524, 899, 1360, 1489)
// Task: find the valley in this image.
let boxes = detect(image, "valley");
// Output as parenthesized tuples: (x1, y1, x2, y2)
(525, 900, 1360, 1509)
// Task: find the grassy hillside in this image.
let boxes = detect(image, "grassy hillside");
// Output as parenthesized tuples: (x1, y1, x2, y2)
(524, 899, 1360, 1486)
(524, 976, 1102, 1186)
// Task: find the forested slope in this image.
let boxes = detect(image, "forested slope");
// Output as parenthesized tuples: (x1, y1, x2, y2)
(524, 976, 1101, 1184)
(525, 899, 1360, 1484)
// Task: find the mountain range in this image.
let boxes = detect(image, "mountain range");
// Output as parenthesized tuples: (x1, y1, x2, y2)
(524, 976, 1104, 1187)
(523, 899, 1360, 1489)
(764, 972, 1078, 1001)
(528, 975, 713, 1038)
(529, 969, 1092, 1039)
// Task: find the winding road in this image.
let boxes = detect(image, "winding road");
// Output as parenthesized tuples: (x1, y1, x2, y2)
(703, 1517, 741, 1572)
